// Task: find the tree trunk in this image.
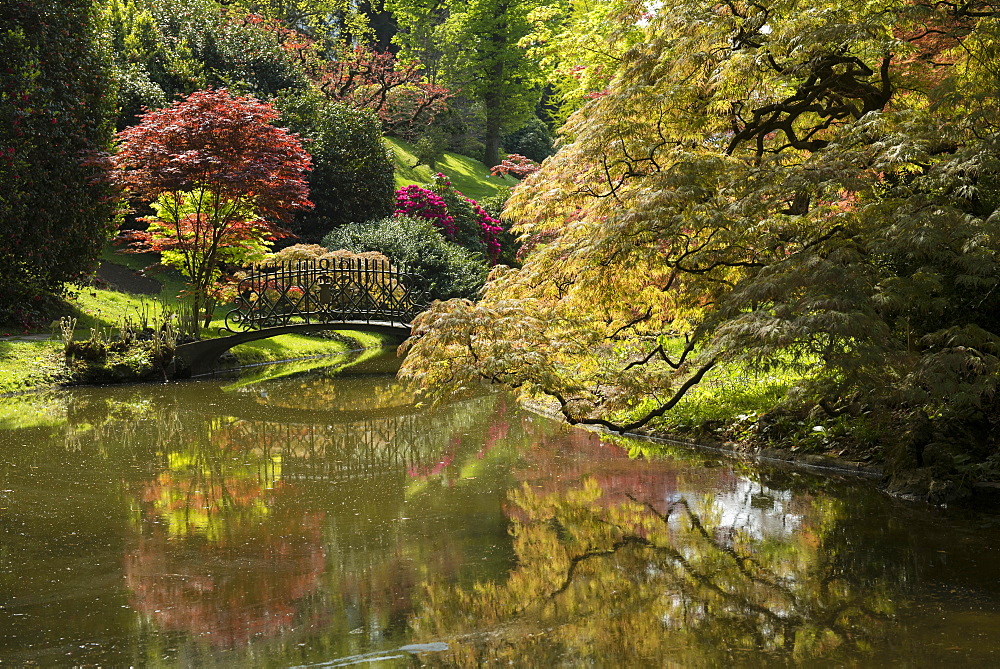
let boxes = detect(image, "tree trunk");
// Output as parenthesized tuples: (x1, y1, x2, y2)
(484, 107, 502, 168)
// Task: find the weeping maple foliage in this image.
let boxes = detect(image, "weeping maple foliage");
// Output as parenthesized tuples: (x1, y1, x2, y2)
(401, 0, 1000, 473)
(113, 88, 312, 332)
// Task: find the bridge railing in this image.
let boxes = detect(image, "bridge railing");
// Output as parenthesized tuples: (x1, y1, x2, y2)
(223, 258, 429, 331)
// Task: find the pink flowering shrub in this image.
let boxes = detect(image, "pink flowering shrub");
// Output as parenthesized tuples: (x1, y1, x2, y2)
(394, 185, 456, 238)
(490, 153, 540, 179)
(392, 174, 507, 264)
(468, 197, 503, 264)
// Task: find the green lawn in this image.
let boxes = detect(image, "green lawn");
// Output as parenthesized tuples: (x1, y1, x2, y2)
(0, 340, 65, 395)
(386, 136, 519, 201)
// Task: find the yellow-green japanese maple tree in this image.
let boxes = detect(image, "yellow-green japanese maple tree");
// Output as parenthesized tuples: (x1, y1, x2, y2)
(401, 0, 1000, 473)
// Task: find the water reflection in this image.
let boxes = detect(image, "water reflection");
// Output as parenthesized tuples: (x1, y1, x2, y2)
(411, 470, 907, 665)
(1, 352, 1000, 665)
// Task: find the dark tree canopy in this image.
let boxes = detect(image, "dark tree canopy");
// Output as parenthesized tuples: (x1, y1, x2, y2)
(278, 91, 395, 242)
(0, 0, 119, 324)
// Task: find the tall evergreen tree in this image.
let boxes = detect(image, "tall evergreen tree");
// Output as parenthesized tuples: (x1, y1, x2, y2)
(0, 0, 119, 323)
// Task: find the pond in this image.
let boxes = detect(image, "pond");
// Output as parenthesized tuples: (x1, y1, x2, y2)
(2, 348, 1000, 666)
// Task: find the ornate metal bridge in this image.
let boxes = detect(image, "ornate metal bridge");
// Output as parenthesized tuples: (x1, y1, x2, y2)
(174, 259, 429, 375)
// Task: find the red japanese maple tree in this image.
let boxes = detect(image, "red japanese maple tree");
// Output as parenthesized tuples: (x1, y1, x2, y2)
(113, 89, 312, 333)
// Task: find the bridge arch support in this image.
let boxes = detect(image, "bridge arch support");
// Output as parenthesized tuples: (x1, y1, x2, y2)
(173, 321, 413, 377)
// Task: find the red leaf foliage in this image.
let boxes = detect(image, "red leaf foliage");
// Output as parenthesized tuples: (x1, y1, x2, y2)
(490, 154, 540, 179)
(279, 35, 450, 136)
(113, 88, 313, 224)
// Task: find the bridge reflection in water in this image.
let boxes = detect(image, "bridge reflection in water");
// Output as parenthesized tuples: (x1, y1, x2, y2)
(221, 413, 446, 485)
(8, 356, 1000, 666)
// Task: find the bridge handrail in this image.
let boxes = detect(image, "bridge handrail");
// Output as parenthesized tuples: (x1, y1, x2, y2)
(223, 258, 430, 332)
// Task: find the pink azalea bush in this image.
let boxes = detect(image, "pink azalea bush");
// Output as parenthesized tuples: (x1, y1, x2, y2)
(392, 174, 505, 264)
(394, 185, 456, 238)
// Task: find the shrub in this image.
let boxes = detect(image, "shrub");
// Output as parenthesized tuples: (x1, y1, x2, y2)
(279, 92, 395, 242)
(428, 175, 504, 264)
(413, 127, 449, 170)
(501, 118, 555, 163)
(478, 187, 512, 220)
(394, 186, 456, 237)
(260, 243, 392, 269)
(478, 187, 520, 266)
(323, 216, 489, 300)
(391, 177, 504, 263)
(490, 154, 540, 179)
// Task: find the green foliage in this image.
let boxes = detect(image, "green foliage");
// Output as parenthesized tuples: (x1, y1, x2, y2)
(523, 0, 642, 122)
(146, 189, 274, 278)
(501, 118, 554, 163)
(0, 0, 120, 326)
(323, 216, 489, 300)
(413, 127, 449, 170)
(278, 92, 395, 242)
(389, 0, 547, 166)
(478, 187, 512, 220)
(228, 0, 371, 44)
(103, 0, 308, 129)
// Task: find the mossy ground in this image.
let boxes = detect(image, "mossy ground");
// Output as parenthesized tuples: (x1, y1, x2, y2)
(0, 340, 66, 395)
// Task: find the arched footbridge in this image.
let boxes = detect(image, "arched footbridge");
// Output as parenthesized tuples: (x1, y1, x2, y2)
(174, 259, 429, 376)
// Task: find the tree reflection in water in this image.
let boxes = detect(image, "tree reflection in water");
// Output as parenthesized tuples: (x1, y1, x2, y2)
(0, 369, 931, 664)
(114, 383, 510, 654)
(125, 420, 327, 648)
(411, 469, 908, 665)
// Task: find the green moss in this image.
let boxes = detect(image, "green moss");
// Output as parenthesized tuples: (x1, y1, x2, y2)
(0, 341, 65, 395)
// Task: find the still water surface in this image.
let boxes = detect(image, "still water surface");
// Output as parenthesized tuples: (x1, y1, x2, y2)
(2, 349, 1000, 666)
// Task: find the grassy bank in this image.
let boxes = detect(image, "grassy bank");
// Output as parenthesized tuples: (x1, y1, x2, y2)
(229, 330, 395, 365)
(0, 277, 397, 395)
(386, 136, 518, 201)
(0, 340, 66, 395)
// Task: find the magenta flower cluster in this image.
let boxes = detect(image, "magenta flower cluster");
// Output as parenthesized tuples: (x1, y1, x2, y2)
(468, 197, 503, 263)
(393, 180, 505, 264)
(394, 185, 456, 238)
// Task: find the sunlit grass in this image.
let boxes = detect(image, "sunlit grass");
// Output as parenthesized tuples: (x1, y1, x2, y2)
(618, 343, 819, 437)
(385, 136, 518, 201)
(222, 345, 387, 390)
(229, 330, 393, 365)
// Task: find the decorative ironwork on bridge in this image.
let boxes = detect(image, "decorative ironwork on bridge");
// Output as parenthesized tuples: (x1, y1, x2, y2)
(224, 258, 429, 332)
